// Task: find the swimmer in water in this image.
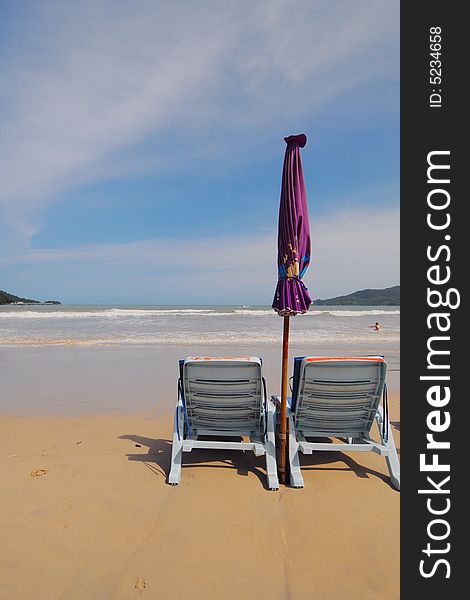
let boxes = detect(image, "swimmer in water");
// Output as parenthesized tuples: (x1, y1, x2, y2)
(369, 321, 381, 331)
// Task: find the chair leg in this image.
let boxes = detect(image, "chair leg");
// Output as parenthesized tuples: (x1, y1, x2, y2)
(288, 413, 304, 488)
(377, 406, 400, 490)
(265, 402, 279, 490)
(385, 435, 400, 490)
(168, 405, 185, 485)
(168, 442, 182, 485)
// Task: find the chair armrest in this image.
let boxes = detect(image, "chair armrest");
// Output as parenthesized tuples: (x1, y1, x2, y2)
(265, 397, 277, 415)
(177, 379, 184, 407)
(271, 395, 293, 411)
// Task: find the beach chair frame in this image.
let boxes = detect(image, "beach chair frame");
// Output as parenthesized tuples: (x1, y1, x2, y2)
(168, 357, 279, 490)
(274, 357, 400, 490)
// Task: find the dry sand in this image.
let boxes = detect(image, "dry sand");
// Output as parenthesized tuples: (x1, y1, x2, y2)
(0, 394, 400, 600)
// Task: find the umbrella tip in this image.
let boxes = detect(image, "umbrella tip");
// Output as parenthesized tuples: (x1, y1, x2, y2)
(284, 133, 307, 148)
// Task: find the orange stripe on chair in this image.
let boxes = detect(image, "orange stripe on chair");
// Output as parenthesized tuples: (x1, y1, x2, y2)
(188, 356, 255, 361)
(304, 357, 385, 363)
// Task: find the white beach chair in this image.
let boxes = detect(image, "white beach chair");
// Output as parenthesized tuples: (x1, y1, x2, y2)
(274, 356, 400, 490)
(168, 357, 279, 490)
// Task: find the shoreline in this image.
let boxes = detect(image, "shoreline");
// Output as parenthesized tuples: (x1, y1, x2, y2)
(0, 344, 399, 416)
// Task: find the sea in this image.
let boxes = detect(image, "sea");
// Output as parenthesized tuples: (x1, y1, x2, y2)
(0, 304, 400, 414)
(0, 304, 399, 349)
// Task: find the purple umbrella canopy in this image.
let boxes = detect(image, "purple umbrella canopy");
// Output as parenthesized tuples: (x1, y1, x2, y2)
(272, 134, 312, 316)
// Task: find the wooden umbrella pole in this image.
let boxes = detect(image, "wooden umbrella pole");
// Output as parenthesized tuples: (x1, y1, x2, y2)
(279, 315, 290, 484)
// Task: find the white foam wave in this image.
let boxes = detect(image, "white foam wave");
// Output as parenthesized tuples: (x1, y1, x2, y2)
(0, 308, 226, 319)
(0, 329, 400, 347)
(233, 309, 276, 316)
(0, 307, 400, 320)
(233, 309, 399, 317)
(325, 309, 400, 317)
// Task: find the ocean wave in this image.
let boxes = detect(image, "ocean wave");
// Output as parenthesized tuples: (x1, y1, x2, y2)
(0, 307, 400, 320)
(323, 309, 400, 317)
(0, 308, 226, 319)
(0, 330, 400, 347)
(234, 308, 400, 317)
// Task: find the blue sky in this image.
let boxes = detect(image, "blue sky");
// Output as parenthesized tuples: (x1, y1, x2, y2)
(0, 0, 399, 304)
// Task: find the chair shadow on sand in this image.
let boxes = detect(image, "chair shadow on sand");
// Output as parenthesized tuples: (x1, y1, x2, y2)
(119, 434, 271, 490)
(119, 433, 398, 489)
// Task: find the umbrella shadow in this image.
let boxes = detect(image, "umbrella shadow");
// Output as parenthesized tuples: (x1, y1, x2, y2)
(119, 434, 271, 490)
(296, 437, 397, 489)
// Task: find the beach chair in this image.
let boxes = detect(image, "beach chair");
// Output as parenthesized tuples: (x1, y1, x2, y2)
(168, 357, 279, 490)
(274, 356, 400, 490)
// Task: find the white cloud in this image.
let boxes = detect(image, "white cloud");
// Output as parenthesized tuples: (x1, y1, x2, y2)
(2, 207, 399, 303)
(309, 208, 399, 298)
(0, 0, 399, 254)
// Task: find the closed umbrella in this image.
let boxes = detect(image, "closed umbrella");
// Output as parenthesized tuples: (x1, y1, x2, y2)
(272, 133, 312, 484)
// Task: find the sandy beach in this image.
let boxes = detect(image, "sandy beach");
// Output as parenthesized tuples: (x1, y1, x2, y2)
(0, 345, 400, 599)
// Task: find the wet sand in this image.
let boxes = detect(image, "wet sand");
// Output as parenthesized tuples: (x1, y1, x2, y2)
(0, 345, 399, 415)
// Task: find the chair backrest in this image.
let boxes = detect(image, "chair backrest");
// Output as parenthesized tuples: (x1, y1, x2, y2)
(179, 357, 265, 436)
(292, 356, 387, 438)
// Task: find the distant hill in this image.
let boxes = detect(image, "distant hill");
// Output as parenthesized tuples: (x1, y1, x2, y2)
(314, 285, 400, 306)
(0, 289, 61, 305)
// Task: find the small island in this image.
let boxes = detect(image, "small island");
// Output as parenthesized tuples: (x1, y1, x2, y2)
(0, 289, 62, 305)
(314, 285, 399, 306)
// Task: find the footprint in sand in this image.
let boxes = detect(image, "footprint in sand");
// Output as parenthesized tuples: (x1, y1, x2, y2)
(30, 468, 49, 478)
(134, 578, 146, 592)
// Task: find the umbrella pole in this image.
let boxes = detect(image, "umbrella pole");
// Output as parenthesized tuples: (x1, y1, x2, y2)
(279, 315, 290, 484)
